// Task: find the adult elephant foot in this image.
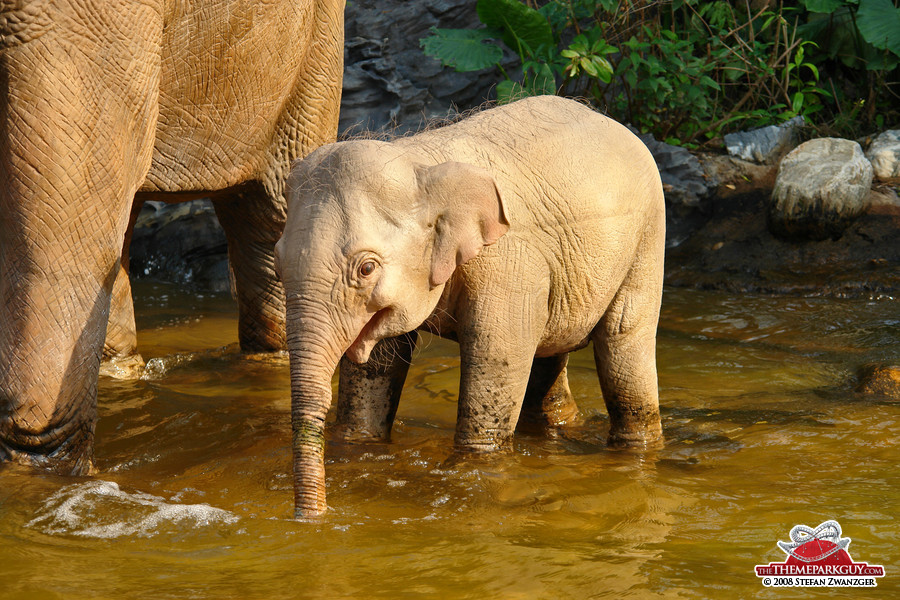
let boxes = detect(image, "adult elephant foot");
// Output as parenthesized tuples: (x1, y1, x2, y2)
(100, 197, 145, 380)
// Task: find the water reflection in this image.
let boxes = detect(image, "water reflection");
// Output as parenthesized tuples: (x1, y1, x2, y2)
(0, 282, 897, 598)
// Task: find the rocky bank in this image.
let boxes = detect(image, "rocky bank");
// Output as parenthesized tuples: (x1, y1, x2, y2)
(131, 1, 900, 301)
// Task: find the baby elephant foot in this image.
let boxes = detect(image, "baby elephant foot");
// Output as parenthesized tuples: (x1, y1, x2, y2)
(517, 395, 582, 437)
(454, 428, 516, 454)
(606, 403, 663, 450)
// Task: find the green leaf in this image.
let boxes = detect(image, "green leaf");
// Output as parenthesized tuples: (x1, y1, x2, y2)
(582, 57, 598, 77)
(420, 28, 504, 72)
(792, 91, 804, 113)
(592, 56, 614, 83)
(857, 0, 900, 57)
(800, 0, 846, 14)
(496, 79, 521, 104)
(477, 0, 554, 59)
(624, 69, 638, 89)
(699, 75, 720, 90)
(527, 62, 557, 95)
(804, 63, 820, 81)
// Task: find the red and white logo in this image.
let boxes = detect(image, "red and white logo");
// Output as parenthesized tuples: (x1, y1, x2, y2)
(755, 520, 885, 587)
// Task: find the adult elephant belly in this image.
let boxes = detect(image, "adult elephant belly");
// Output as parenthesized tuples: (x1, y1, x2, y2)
(142, 0, 316, 193)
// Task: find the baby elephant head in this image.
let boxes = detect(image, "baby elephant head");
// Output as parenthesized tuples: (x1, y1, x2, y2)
(274, 139, 508, 517)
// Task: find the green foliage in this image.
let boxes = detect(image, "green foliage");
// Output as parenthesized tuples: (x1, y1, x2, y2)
(560, 31, 615, 83)
(476, 0, 554, 58)
(798, 0, 900, 70)
(420, 28, 504, 72)
(793, 0, 900, 134)
(420, 1, 898, 145)
(857, 0, 900, 56)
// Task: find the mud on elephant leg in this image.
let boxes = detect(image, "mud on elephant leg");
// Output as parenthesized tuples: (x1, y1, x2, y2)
(335, 333, 418, 442)
(101, 198, 146, 379)
(214, 184, 287, 352)
(517, 354, 581, 435)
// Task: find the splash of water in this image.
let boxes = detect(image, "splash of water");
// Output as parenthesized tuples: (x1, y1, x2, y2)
(25, 480, 238, 538)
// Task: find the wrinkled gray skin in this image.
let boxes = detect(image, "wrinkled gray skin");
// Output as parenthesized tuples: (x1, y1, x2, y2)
(0, 0, 344, 474)
(277, 96, 665, 517)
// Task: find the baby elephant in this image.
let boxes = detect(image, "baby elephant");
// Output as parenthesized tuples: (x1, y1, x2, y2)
(276, 95, 665, 517)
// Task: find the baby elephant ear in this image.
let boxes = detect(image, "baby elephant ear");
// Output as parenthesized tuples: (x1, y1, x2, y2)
(420, 161, 510, 287)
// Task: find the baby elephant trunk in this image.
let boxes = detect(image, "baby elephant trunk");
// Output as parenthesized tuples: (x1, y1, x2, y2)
(285, 296, 346, 518)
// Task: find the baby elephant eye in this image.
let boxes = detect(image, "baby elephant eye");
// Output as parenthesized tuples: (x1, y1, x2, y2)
(358, 260, 377, 278)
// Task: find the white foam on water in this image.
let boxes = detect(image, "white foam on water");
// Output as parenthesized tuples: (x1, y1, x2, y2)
(141, 353, 196, 380)
(25, 480, 238, 538)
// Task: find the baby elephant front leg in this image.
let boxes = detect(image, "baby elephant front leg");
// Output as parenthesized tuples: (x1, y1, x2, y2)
(334, 333, 417, 442)
(454, 276, 546, 451)
(455, 348, 536, 451)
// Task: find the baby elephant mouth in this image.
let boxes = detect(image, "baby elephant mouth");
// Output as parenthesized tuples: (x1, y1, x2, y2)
(345, 308, 392, 364)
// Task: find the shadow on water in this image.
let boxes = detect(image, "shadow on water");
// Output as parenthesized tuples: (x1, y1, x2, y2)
(0, 282, 898, 599)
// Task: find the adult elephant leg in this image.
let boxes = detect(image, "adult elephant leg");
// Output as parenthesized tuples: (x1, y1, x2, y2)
(517, 354, 581, 434)
(0, 5, 161, 473)
(213, 184, 287, 352)
(334, 333, 418, 442)
(101, 197, 146, 378)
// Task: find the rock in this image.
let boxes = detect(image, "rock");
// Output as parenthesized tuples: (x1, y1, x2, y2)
(768, 138, 874, 240)
(130, 199, 231, 293)
(865, 130, 900, 182)
(856, 364, 900, 399)
(866, 186, 900, 211)
(630, 132, 716, 246)
(664, 189, 900, 299)
(340, 0, 510, 135)
(698, 153, 778, 197)
(644, 137, 714, 208)
(724, 116, 804, 164)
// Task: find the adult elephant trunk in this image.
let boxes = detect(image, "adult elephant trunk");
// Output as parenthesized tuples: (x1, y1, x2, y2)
(285, 294, 349, 518)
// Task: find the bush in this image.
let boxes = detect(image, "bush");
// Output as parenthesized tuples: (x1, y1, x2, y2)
(421, 0, 899, 146)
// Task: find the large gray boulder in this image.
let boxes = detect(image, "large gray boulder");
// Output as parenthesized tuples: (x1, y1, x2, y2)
(866, 130, 900, 181)
(768, 138, 874, 240)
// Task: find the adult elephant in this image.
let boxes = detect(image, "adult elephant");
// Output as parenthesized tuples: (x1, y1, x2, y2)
(0, 1, 345, 475)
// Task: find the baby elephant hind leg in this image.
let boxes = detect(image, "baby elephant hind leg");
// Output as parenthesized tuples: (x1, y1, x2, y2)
(334, 333, 418, 442)
(517, 354, 581, 435)
(592, 230, 664, 448)
(592, 304, 662, 448)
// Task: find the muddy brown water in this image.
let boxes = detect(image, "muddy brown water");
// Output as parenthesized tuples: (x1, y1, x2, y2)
(1, 282, 898, 599)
